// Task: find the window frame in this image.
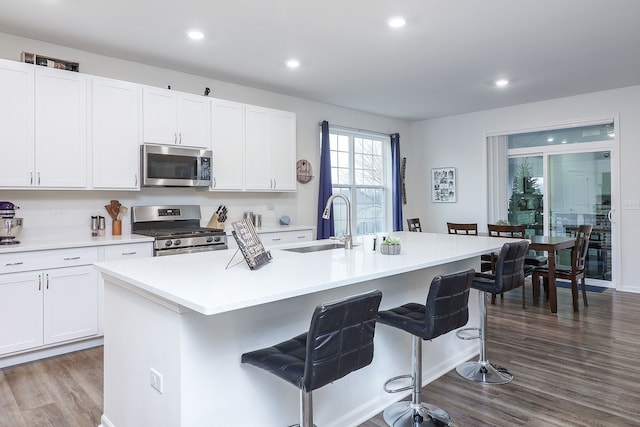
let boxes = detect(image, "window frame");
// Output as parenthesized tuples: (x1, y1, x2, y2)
(328, 126, 392, 236)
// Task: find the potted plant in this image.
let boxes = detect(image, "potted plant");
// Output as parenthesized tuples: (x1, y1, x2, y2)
(380, 237, 401, 255)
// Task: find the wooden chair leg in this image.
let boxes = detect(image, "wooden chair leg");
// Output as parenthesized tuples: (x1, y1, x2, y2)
(581, 277, 589, 307)
(521, 284, 526, 309)
(491, 294, 497, 304)
(571, 278, 579, 312)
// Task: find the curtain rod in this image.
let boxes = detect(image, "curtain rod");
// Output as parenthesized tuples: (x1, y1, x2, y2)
(319, 122, 394, 138)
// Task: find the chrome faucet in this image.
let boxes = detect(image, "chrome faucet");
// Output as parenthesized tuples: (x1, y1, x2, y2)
(322, 194, 353, 249)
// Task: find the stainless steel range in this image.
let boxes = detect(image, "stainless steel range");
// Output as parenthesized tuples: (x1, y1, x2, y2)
(131, 205, 227, 256)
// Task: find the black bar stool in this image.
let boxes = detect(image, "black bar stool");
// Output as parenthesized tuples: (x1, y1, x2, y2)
(241, 290, 382, 427)
(455, 240, 529, 384)
(377, 269, 475, 426)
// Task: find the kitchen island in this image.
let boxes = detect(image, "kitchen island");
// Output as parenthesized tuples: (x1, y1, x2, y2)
(94, 232, 512, 427)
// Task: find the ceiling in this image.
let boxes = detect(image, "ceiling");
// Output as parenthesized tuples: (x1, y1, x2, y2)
(2, 0, 639, 121)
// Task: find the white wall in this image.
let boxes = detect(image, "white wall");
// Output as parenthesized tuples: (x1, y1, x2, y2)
(406, 85, 640, 292)
(0, 32, 410, 236)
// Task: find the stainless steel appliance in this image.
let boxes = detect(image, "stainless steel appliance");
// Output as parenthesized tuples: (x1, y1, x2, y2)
(0, 201, 22, 245)
(141, 145, 212, 187)
(131, 205, 227, 256)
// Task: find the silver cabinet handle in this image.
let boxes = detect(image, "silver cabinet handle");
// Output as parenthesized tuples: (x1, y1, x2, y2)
(30, 172, 33, 185)
(213, 177, 216, 188)
(46, 273, 49, 290)
(37, 172, 41, 185)
(63, 256, 81, 261)
(271, 238, 282, 241)
(297, 235, 307, 239)
(134, 174, 138, 186)
(179, 132, 182, 144)
(38, 274, 42, 291)
(4, 261, 24, 266)
(121, 252, 137, 256)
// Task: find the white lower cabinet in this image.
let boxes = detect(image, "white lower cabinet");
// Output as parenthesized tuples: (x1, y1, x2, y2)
(0, 242, 153, 362)
(43, 266, 98, 345)
(0, 247, 100, 356)
(0, 271, 43, 354)
(0, 264, 98, 355)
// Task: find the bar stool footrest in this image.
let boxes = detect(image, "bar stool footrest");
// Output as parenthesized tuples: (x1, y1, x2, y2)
(383, 401, 451, 427)
(455, 327, 480, 340)
(383, 374, 413, 393)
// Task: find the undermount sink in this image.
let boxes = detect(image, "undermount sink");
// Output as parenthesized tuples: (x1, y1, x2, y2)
(282, 242, 351, 253)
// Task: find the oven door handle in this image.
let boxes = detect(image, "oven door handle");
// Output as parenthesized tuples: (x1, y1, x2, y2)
(156, 245, 228, 256)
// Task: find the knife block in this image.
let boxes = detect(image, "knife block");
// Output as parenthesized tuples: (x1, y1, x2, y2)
(206, 213, 225, 230)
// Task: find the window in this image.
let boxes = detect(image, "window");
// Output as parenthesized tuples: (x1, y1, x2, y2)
(329, 127, 390, 235)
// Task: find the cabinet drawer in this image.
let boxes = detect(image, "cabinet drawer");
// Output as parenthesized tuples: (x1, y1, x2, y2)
(0, 247, 98, 274)
(103, 243, 153, 261)
(259, 229, 314, 246)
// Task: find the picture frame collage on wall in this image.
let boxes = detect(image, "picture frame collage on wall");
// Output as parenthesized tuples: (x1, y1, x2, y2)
(432, 167, 456, 202)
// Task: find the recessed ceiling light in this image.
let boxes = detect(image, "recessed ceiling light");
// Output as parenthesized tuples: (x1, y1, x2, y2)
(547, 137, 554, 142)
(286, 59, 300, 69)
(187, 30, 204, 40)
(388, 17, 406, 28)
(494, 79, 509, 87)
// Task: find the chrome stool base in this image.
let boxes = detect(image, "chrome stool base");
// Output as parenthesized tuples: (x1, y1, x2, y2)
(383, 401, 450, 426)
(455, 360, 513, 384)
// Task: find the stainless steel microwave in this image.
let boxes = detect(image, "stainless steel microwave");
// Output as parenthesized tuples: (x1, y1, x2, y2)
(141, 145, 212, 187)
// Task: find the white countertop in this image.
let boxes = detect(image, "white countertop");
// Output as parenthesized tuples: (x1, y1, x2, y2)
(95, 232, 511, 316)
(0, 231, 154, 254)
(223, 224, 315, 235)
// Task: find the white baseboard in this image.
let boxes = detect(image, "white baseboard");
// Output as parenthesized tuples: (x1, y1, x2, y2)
(0, 336, 104, 368)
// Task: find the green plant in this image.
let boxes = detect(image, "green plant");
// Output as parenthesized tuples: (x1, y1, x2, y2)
(382, 237, 401, 245)
(495, 219, 510, 225)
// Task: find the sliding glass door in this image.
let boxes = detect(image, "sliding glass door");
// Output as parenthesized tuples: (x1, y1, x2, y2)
(505, 122, 616, 285)
(548, 151, 612, 281)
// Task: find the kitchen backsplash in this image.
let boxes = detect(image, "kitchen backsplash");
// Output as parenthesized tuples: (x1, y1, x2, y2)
(0, 189, 299, 238)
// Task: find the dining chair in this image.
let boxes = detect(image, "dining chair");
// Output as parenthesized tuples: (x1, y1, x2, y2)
(447, 222, 478, 235)
(406, 218, 422, 232)
(485, 224, 534, 308)
(531, 224, 593, 312)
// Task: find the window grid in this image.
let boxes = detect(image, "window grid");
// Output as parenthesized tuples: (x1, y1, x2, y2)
(329, 129, 388, 236)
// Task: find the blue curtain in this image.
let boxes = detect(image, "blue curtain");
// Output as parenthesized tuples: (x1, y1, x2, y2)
(317, 121, 335, 239)
(391, 133, 403, 231)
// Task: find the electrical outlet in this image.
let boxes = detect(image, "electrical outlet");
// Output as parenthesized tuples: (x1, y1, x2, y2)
(150, 368, 163, 394)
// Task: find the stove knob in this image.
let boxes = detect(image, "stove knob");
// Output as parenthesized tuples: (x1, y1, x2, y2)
(174, 239, 182, 246)
(206, 237, 214, 243)
(214, 236, 221, 242)
(165, 240, 172, 247)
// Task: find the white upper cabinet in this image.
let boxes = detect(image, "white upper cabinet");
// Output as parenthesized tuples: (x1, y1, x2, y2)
(91, 77, 141, 189)
(210, 98, 245, 191)
(35, 67, 88, 188)
(142, 87, 210, 148)
(245, 105, 296, 191)
(0, 59, 34, 188)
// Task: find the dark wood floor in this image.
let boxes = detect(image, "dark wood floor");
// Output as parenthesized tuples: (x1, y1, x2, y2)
(2, 283, 640, 426)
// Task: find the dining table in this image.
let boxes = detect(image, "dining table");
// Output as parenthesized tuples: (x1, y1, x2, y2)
(528, 235, 576, 313)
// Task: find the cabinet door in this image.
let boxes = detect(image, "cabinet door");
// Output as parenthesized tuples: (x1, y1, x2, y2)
(43, 266, 98, 345)
(92, 77, 141, 189)
(270, 110, 296, 191)
(35, 68, 88, 188)
(0, 60, 35, 188)
(244, 106, 273, 190)
(177, 93, 210, 148)
(211, 99, 245, 190)
(142, 86, 177, 144)
(0, 272, 43, 355)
